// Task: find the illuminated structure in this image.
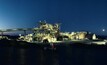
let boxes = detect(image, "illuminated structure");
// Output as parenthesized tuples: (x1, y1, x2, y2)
(0, 36, 8, 40)
(92, 34, 97, 40)
(19, 21, 60, 43)
(0, 21, 105, 45)
(18, 21, 98, 43)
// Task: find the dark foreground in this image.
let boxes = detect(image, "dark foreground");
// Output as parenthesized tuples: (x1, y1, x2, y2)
(0, 40, 107, 65)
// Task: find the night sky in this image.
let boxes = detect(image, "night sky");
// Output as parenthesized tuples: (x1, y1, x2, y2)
(0, 0, 107, 35)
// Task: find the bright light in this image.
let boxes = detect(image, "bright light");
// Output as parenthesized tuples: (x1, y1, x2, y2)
(102, 29, 105, 32)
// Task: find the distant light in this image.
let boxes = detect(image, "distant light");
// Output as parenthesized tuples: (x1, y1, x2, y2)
(102, 29, 105, 32)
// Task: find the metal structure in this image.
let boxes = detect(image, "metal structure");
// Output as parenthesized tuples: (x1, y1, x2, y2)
(18, 21, 69, 43)
(0, 21, 105, 45)
(0, 28, 34, 40)
(0, 28, 33, 35)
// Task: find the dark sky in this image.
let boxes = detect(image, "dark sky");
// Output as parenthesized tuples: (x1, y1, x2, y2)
(0, 0, 107, 35)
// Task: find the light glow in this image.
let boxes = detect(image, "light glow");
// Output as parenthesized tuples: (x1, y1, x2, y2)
(102, 29, 105, 32)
